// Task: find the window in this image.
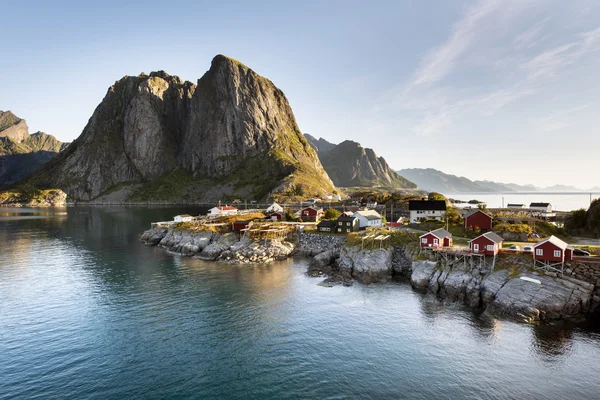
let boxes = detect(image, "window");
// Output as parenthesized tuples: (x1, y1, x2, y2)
(473, 244, 479, 252)
(347, 222, 350, 226)
(433, 238, 439, 245)
(536, 249, 543, 256)
(338, 222, 342, 226)
(487, 245, 494, 251)
(421, 238, 427, 244)
(554, 250, 561, 257)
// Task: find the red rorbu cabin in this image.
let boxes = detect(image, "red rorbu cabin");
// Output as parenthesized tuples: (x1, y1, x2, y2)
(270, 212, 285, 221)
(300, 207, 323, 222)
(464, 210, 493, 231)
(232, 220, 253, 232)
(419, 228, 453, 248)
(469, 232, 503, 255)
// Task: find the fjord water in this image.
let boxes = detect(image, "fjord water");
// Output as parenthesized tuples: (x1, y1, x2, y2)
(1, 207, 600, 400)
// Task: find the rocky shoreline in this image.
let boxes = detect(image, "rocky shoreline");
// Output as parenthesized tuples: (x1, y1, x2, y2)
(141, 225, 600, 323)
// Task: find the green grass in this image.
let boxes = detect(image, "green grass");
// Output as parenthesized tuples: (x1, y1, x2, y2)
(129, 169, 194, 201)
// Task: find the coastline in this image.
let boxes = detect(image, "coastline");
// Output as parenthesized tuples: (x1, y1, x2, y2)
(141, 223, 600, 324)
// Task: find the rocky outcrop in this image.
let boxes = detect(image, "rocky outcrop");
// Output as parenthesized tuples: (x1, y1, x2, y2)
(304, 135, 415, 189)
(26, 56, 334, 202)
(0, 111, 67, 189)
(141, 225, 295, 264)
(403, 253, 595, 322)
(338, 246, 393, 283)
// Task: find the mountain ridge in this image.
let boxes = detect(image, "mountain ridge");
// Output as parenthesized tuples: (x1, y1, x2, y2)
(304, 135, 415, 189)
(398, 167, 598, 193)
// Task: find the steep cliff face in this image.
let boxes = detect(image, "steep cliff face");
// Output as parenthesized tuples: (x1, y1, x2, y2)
(29, 55, 334, 201)
(304, 135, 415, 188)
(0, 111, 67, 188)
(0, 111, 29, 143)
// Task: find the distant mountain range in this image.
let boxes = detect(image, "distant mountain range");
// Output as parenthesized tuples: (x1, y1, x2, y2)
(398, 168, 598, 193)
(0, 110, 68, 188)
(305, 134, 415, 189)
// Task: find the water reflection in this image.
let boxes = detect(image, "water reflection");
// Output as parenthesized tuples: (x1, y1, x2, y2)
(531, 323, 574, 360)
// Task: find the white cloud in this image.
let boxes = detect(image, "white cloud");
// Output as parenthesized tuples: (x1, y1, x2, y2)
(410, 0, 502, 87)
(521, 26, 600, 80)
(513, 17, 550, 49)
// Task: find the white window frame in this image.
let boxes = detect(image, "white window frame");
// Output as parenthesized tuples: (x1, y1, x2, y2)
(536, 249, 543, 256)
(554, 250, 561, 257)
(487, 245, 494, 252)
(473, 244, 479, 252)
(421, 238, 427, 244)
(433, 238, 439, 246)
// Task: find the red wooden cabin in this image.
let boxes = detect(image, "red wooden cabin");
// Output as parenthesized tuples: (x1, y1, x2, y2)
(300, 207, 323, 222)
(270, 212, 285, 221)
(533, 236, 569, 263)
(419, 228, 452, 248)
(469, 231, 503, 255)
(232, 220, 253, 232)
(464, 210, 493, 231)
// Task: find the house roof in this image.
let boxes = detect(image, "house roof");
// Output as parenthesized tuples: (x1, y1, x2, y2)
(534, 235, 568, 250)
(337, 215, 357, 222)
(530, 202, 550, 207)
(471, 231, 504, 244)
(176, 214, 192, 218)
(354, 210, 382, 219)
(420, 228, 452, 239)
(302, 206, 323, 213)
(270, 211, 284, 216)
(464, 209, 491, 219)
(409, 200, 447, 211)
(507, 203, 525, 207)
(267, 202, 282, 209)
(233, 220, 252, 224)
(317, 220, 336, 228)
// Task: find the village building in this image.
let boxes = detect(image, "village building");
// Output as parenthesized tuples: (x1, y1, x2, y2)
(266, 202, 284, 213)
(507, 203, 526, 209)
(419, 228, 453, 248)
(464, 209, 493, 231)
(469, 232, 504, 255)
(528, 202, 555, 219)
(335, 215, 360, 233)
(408, 200, 447, 223)
(317, 220, 336, 233)
(533, 235, 570, 272)
(269, 211, 285, 221)
(232, 220, 253, 232)
(353, 210, 383, 228)
(173, 214, 194, 223)
(208, 205, 238, 217)
(300, 207, 323, 222)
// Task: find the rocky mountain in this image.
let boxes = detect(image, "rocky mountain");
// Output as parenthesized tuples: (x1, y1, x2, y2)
(304, 135, 415, 189)
(304, 134, 337, 154)
(398, 168, 487, 193)
(398, 167, 595, 193)
(23, 55, 334, 202)
(0, 111, 68, 188)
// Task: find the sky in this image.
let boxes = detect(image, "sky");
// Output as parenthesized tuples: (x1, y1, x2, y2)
(2, 0, 599, 188)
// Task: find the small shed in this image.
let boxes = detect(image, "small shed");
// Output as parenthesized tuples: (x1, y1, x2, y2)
(317, 220, 336, 233)
(464, 209, 493, 231)
(469, 232, 503, 255)
(335, 215, 360, 233)
(270, 211, 285, 221)
(419, 228, 453, 248)
(174, 214, 193, 223)
(232, 220, 253, 232)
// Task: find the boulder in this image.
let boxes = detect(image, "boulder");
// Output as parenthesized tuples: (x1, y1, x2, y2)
(337, 246, 393, 284)
(410, 261, 437, 290)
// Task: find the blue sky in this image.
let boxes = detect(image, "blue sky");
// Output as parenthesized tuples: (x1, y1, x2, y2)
(2, 0, 599, 188)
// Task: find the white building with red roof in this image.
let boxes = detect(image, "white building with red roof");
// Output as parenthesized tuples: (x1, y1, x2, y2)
(208, 205, 238, 217)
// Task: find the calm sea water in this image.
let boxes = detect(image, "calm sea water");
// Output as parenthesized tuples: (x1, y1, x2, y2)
(1, 206, 600, 399)
(444, 192, 600, 211)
